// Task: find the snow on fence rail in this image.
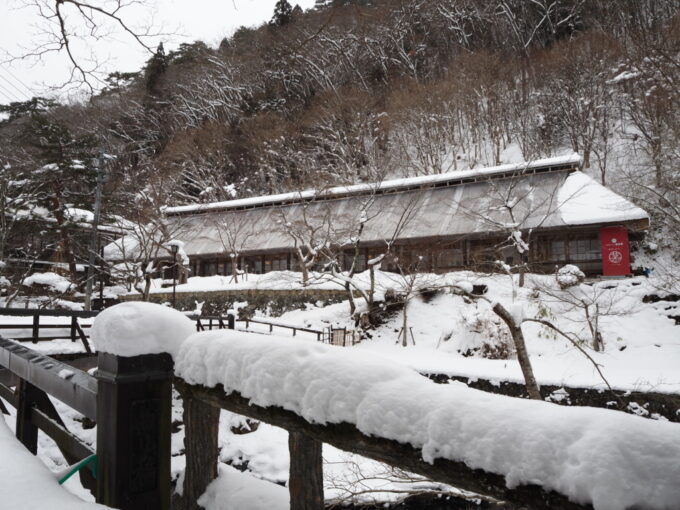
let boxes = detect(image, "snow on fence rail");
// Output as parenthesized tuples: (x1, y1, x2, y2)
(173, 330, 680, 510)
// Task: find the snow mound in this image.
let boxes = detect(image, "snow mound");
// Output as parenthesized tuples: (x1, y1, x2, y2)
(22, 272, 75, 293)
(197, 464, 288, 510)
(175, 331, 680, 510)
(91, 302, 195, 357)
(0, 416, 109, 509)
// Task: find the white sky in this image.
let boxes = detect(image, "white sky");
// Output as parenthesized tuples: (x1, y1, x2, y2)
(0, 0, 316, 103)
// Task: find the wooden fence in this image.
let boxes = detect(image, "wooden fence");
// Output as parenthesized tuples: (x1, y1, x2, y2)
(0, 308, 96, 353)
(0, 308, 360, 352)
(0, 331, 595, 510)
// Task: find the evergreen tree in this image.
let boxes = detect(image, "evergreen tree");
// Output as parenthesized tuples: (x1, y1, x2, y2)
(20, 115, 99, 277)
(270, 0, 293, 26)
(144, 42, 168, 96)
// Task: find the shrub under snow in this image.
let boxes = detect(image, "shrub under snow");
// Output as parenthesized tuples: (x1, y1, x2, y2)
(556, 264, 585, 289)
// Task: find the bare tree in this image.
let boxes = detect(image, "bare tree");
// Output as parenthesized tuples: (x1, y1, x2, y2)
(106, 174, 189, 300)
(7, 0, 165, 92)
(531, 272, 631, 352)
(213, 213, 255, 284)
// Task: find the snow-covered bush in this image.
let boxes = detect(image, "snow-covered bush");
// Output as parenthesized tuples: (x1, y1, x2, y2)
(556, 264, 585, 289)
(22, 272, 76, 294)
(454, 305, 513, 359)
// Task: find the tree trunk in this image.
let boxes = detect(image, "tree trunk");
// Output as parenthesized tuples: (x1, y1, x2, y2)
(288, 431, 324, 510)
(401, 301, 409, 347)
(143, 273, 152, 301)
(492, 302, 541, 400)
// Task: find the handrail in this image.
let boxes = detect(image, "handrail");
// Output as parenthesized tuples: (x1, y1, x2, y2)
(0, 337, 97, 420)
(0, 308, 99, 318)
(186, 314, 324, 337)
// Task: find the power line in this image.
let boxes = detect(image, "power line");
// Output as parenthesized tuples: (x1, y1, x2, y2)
(0, 72, 31, 101)
(0, 65, 35, 98)
(0, 82, 20, 103)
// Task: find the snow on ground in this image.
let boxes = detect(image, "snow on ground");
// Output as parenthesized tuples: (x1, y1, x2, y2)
(0, 412, 106, 509)
(198, 465, 289, 510)
(175, 330, 680, 510)
(2, 269, 679, 508)
(273, 271, 680, 394)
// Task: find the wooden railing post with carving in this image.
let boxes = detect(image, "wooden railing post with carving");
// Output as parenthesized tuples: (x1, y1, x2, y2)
(95, 352, 174, 510)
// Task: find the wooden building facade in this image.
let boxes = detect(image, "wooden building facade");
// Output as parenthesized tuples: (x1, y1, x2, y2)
(146, 155, 649, 278)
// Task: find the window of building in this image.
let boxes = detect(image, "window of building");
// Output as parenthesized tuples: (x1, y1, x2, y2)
(272, 256, 288, 271)
(569, 238, 600, 262)
(355, 253, 367, 272)
(550, 240, 566, 261)
(203, 260, 217, 276)
(438, 247, 464, 268)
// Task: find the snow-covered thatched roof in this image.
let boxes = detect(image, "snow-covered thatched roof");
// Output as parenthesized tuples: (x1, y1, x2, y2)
(107, 155, 649, 260)
(165, 154, 583, 216)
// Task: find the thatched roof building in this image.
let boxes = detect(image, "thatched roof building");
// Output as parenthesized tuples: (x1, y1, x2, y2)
(108, 154, 649, 277)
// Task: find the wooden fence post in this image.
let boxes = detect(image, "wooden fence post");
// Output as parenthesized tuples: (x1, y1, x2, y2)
(15, 378, 40, 454)
(288, 431, 324, 510)
(31, 314, 39, 343)
(95, 352, 174, 510)
(174, 382, 220, 510)
(227, 312, 235, 330)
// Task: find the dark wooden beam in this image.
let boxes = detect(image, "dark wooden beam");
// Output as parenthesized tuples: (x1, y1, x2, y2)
(0, 338, 97, 420)
(176, 381, 592, 510)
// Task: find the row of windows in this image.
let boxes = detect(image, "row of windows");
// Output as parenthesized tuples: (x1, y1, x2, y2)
(550, 239, 600, 262)
(178, 237, 605, 278)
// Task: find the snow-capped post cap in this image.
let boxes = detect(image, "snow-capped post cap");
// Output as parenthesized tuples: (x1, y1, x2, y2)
(91, 302, 195, 358)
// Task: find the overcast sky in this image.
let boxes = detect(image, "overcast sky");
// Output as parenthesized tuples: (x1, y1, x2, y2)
(0, 0, 316, 103)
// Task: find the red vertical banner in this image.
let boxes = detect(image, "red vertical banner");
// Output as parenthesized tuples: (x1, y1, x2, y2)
(600, 226, 630, 276)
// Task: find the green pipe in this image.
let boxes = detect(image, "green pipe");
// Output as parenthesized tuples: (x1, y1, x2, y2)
(58, 454, 97, 485)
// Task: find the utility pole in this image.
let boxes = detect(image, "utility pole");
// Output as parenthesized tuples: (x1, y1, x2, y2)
(84, 154, 106, 311)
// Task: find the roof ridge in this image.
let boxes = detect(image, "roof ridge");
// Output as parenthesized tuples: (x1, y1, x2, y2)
(165, 153, 582, 216)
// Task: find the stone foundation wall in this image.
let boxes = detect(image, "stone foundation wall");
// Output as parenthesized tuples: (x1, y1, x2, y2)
(119, 288, 349, 317)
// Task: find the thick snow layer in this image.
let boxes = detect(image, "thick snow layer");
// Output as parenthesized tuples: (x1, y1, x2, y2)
(22, 272, 75, 293)
(175, 331, 680, 510)
(0, 416, 109, 510)
(91, 302, 195, 357)
(165, 154, 582, 215)
(197, 465, 289, 510)
(558, 172, 648, 225)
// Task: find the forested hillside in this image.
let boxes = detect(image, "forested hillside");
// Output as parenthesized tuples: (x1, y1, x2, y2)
(1, 0, 679, 280)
